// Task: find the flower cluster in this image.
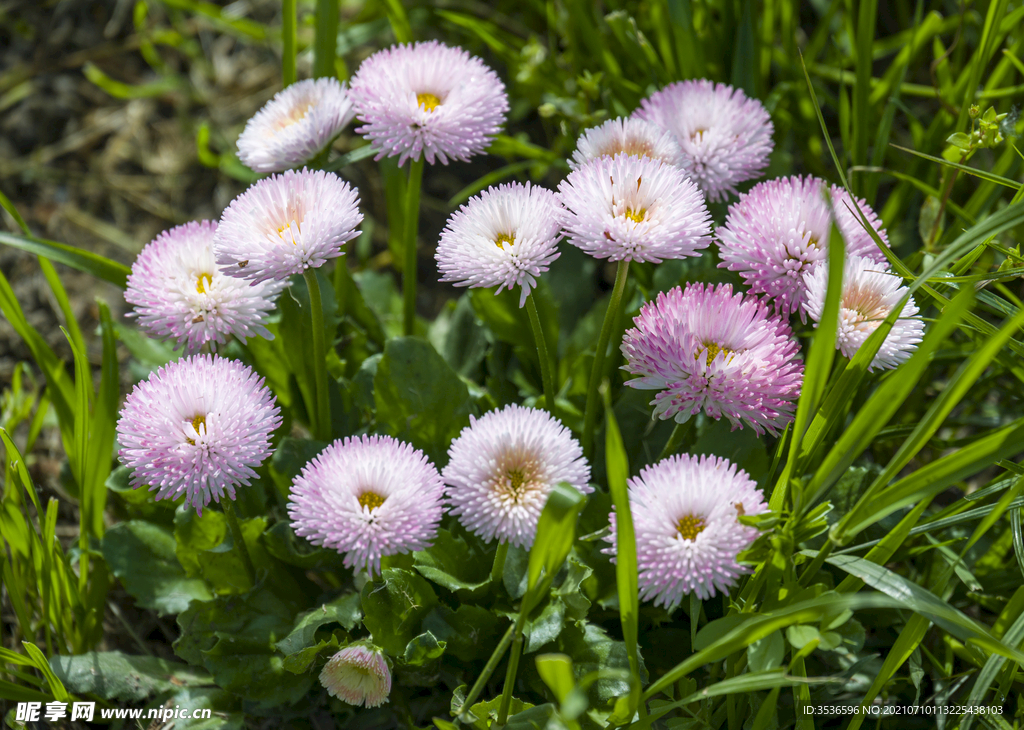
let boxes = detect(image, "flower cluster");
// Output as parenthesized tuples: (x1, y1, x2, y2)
(112, 34, 930, 690)
(716, 176, 889, 317)
(125, 220, 283, 353)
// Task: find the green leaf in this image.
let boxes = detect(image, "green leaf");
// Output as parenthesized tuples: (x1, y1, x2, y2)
(537, 654, 581, 716)
(102, 521, 212, 615)
(260, 521, 346, 571)
(558, 622, 639, 703)
(771, 221, 844, 510)
(644, 593, 903, 699)
(413, 529, 491, 598)
(360, 568, 439, 656)
(374, 337, 473, 463)
(0, 231, 130, 288)
(503, 703, 561, 730)
(464, 695, 537, 730)
(470, 283, 558, 356)
(431, 295, 490, 379)
(22, 642, 69, 702)
(173, 508, 271, 594)
(275, 593, 361, 657)
(747, 630, 785, 672)
(602, 385, 642, 722)
(526, 484, 586, 617)
(423, 604, 504, 663)
(404, 631, 447, 666)
(522, 599, 566, 653)
(837, 416, 1024, 541)
(49, 651, 211, 702)
(648, 670, 841, 723)
(831, 300, 1024, 536)
(173, 586, 312, 708)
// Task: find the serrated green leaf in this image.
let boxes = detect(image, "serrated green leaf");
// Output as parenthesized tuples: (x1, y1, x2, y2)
(102, 521, 212, 615)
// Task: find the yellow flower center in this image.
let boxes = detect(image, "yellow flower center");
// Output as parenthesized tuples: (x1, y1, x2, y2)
(676, 513, 706, 541)
(417, 93, 441, 112)
(690, 128, 707, 140)
(696, 342, 732, 363)
(507, 469, 525, 496)
(196, 273, 213, 294)
(277, 221, 301, 241)
(624, 207, 646, 224)
(358, 491, 387, 512)
(807, 234, 820, 249)
(494, 232, 515, 250)
(186, 414, 206, 445)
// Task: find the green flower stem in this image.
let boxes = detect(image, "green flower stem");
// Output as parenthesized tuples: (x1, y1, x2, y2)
(657, 419, 695, 461)
(581, 259, 630, 458)
(496, 624, 525, 725)
(402, 156, 425, 336)
(491, 541, 509, 586)
(525, 292, 556, 417)
(303, 269, 331, 441)
(458, 624, 515, 722)
(312, 0, 338, 79)
(223, 500, 256, 587)
(281, 0, 297, 86)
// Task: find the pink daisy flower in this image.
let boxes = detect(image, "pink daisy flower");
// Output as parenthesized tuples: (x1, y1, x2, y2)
(604, 454, 766, 605)
(287, 435, 444, 577)
(236, 77, 356, 173)
(621, 283, 803, 436)
(213, 168, 362, 284)
(435, 182, 562, 307)
(442, 404, 591, 548)
(716, 176, 888, 318)
(320, 644, 391, 708)
(803, 254, 924, 371)
(636, 79, 773, 202)
(349, 40, 508, 166)
(116, 355, 281, 515)
(125, 220, 283, 353)
(570, 117, 682, 169)
(556, 153, 712, 263)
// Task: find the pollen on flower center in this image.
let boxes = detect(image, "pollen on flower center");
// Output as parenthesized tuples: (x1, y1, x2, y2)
(195, 273, 213, 294)
(505, 468, 527, 501)
(271, 102, 314, 132)
(690, 128, 707, 140)
(186, 414, 207, 445)
(494, 232, 515, 250)
(277, 221, 301, 240)
(676, 513, 706, 541)
(624, 207, 647, 224)
(417, 93, 441, 112)
(696, 342, 732, 363)
(358, 491, 387, 512)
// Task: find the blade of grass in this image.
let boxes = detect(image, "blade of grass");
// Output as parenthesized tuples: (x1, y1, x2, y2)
(851, 0, 878, 192)
(803, 287, 973, 508)
(0, 231, 130, 288)
(769, 221, 844, 511)
(837, 416, 1024, 542)
(603, 384, 644, 723)
(831, 303, 1024, 541)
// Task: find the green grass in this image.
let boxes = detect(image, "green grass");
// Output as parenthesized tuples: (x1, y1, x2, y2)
(2, 0, 1024, 728)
